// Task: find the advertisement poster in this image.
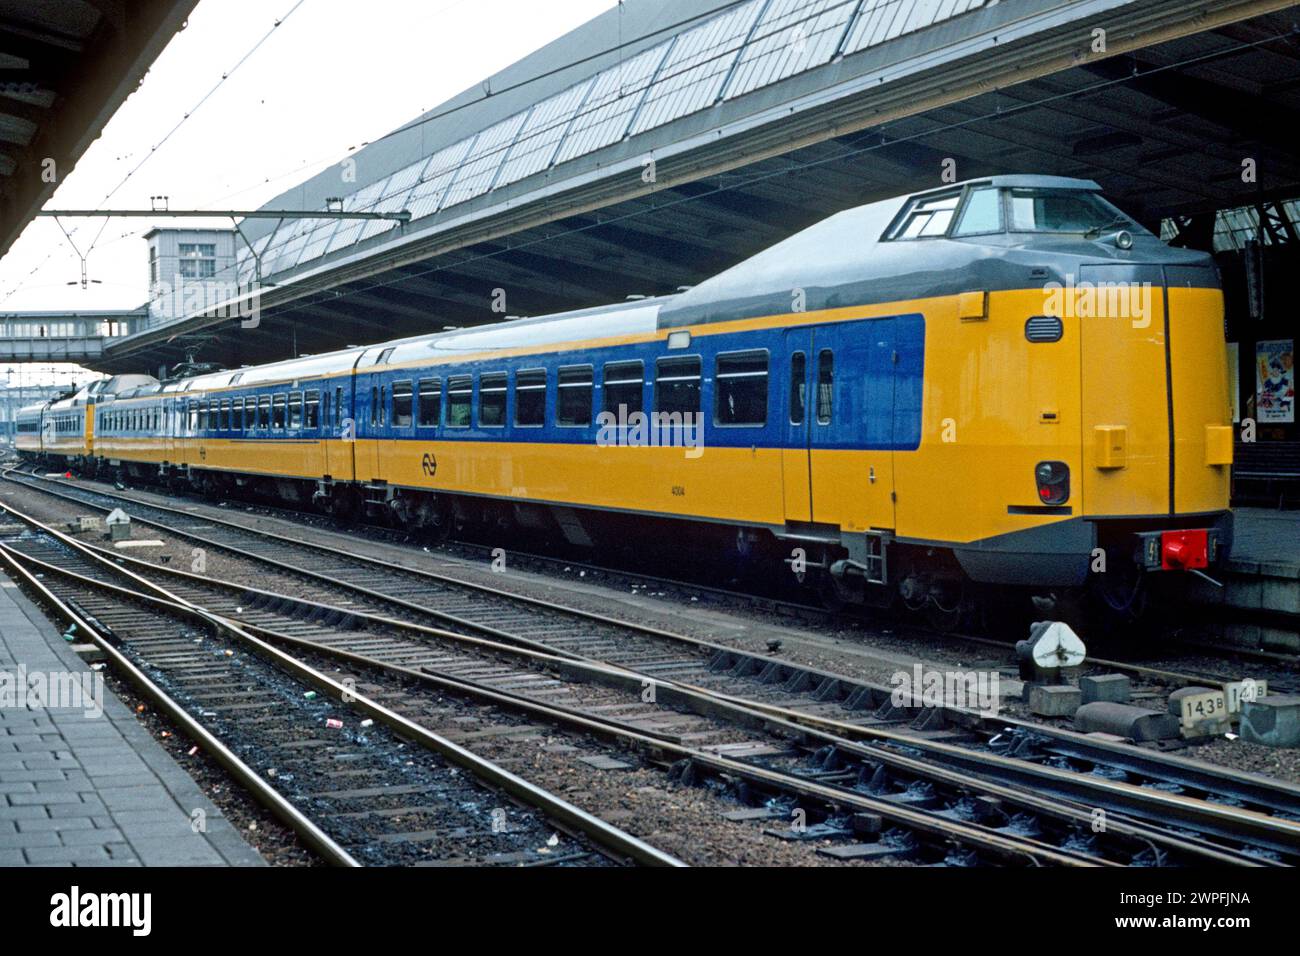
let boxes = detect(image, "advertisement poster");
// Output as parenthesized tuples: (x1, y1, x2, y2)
(1256, 338, 1295, 423)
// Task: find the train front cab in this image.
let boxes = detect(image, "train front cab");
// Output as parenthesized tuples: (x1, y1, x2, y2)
(931, 262, 1233, 606)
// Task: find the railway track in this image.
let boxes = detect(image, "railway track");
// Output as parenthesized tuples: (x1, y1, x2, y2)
(0, 532, 679, 869)
(5, 470, 1300, 865)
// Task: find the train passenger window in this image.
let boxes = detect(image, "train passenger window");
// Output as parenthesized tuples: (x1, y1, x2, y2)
(198, 404, 208, 431)
(816, 350, 833, 425)
(220, 400, 231, 430)
(289, 392, 303, 429)
(654, 356, 701, 417)
(417, 378, 441, 427)
(789, 353, 806, 424)
(514, 369, 546, 426)
(272, 394, 286, 429)
(305, 390, 321, 428)
(235, 398, 246, 431)
(335, 387, 343, 428)
(602, 361, 643, 417)
(322, 392, 330, 426)
(479, 373, 507, 428)
(391, 382, 412, 427)
(209, 400, 219, 429)
(447, 375, 472, 427)
(369, 386, 379, 426)
(557, 365, 593, 427)
(188, 402, 198, 431)
(258, 396, 270, 429)
(379, 386, 387, 426)
(715, 351, 768, 426)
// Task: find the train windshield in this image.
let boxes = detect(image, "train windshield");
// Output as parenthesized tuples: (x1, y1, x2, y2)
(1004, 188, 1141, 235)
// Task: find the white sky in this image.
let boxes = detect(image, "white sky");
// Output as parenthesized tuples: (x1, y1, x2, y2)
(1, 0, 615, 387)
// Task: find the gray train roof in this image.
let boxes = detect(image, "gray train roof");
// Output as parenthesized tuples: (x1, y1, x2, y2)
(657, 175, 1213, 329)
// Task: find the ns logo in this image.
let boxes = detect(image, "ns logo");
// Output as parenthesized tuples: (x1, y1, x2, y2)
(421, 452, 437, 477)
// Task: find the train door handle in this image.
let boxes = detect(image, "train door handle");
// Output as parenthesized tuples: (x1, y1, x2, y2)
(869, 466, 876, 484)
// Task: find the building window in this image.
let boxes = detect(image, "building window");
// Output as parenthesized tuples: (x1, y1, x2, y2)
(178, 243, 217, 279)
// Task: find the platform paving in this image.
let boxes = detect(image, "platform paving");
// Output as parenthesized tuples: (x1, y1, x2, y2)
(0, 570, 264, 866)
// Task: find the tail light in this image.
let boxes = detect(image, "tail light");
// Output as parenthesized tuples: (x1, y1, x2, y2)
(1035, 461, 1070, 505)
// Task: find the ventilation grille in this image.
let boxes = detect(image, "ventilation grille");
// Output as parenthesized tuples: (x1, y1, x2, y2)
(1025, 316, 1063, 343)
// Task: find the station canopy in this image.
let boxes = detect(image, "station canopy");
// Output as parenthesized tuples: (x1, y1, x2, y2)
(91, 0, 1300, 376)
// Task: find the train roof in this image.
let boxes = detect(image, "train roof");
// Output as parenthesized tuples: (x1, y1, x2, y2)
(658, 174, 1213, 329)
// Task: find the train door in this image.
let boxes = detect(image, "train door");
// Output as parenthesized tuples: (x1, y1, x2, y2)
(323, 381, 349, 480)
(797, 319, 901, 534)
(781, 329, 813, 522)
(1077, 264, 1169, 516)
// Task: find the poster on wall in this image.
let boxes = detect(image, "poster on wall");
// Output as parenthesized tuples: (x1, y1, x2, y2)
(1227, 342, 1240, 423)
(1255, 338, 1295, 424)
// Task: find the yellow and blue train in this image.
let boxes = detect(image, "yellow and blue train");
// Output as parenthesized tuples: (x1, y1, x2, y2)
(17, 175, 1234, 615)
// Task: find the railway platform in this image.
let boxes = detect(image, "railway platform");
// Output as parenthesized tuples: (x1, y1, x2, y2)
(0, 569, 263, 866)
(1185, 507, 1300, 652)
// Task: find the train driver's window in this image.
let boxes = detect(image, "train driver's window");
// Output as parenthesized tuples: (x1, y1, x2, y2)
(715, 351, 768, 426)
(789, 353, 806, 424)
(391, 382, 412, 427)
(816, 350, 833, 425)
(479, 373, 507, 427)
(417, 378, 441, 427)
(289, 392, 303, 429)
(654, 356, 701, 417)
(305, 390, 321, 428)
(447, 375, 472, 427)
(272, 394, 287, 429)
(258, 396, 270, 429)
(557, 365, 593, 427)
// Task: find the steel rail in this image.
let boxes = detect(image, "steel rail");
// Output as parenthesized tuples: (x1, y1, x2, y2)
(8, 469, 1297, 813)
(0, 543, 363, 868)
(0, 543, 684, 869)
(6, 470, 1299, 855)
(1, 503, 1274, 866)
(0, 504, 1111, 867)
